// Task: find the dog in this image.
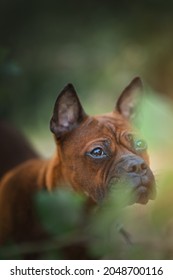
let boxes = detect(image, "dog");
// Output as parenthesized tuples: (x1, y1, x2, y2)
(0, 77, 156, 246)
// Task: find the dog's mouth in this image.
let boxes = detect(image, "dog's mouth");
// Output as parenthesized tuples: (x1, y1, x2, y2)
(133, 184, 156, 205)
(108, 174, 156, 206)
(106, 155, 157, 206)
(135, 186, 150, 204)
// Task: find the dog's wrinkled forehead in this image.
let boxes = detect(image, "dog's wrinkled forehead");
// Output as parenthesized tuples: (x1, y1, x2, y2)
(57, 110, 138, 154)
(80, 113, 134, 143)
(95, 113, 133, 133)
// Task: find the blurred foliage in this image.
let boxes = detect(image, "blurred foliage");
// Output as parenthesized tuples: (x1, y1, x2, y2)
(35, 189, 86, 236)
(1, 176, 173, 260)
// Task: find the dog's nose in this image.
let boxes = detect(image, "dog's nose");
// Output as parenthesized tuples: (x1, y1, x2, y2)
(126, 157, 147, 174)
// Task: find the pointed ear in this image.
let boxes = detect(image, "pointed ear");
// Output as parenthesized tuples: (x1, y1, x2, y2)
(50, 84, 87, 138)
(115, 77, 143, 120)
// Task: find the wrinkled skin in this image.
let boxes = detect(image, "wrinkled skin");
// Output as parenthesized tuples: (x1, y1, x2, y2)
(55, 112, 156, 204)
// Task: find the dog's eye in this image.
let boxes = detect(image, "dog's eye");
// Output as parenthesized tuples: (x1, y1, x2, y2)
(134, 139, 147, 152)
(88, 147, 107, 159)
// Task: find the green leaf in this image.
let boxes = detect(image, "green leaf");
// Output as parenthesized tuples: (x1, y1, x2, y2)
(35, 188, 86, 236)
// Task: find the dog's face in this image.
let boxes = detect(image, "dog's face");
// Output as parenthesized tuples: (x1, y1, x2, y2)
(50, 77, 156, 204)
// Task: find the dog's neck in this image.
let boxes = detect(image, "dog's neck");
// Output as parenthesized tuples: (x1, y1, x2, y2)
(38, 150, 65, 191)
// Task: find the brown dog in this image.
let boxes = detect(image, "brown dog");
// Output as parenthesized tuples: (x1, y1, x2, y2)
(0, 77, 156, 245)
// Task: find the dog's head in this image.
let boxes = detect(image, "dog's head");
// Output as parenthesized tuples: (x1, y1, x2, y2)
(50, 77, 156, 204)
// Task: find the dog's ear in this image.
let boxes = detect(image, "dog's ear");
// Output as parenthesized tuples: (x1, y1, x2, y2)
(115, 77, 143, 120)
(50, 84, 87, 138)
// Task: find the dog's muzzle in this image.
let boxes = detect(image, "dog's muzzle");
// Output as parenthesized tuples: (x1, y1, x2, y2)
(109, 155, 156, 205)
